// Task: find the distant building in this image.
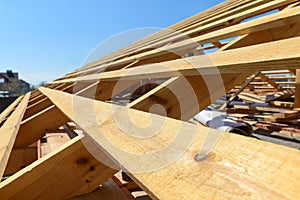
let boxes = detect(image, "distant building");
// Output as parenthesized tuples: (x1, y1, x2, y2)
(0, 70, 19, 83)
(0, 70, 31, 96)
(0, 70, 32, 112)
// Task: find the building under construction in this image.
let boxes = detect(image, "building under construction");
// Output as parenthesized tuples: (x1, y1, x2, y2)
(0, 0, 300, 199)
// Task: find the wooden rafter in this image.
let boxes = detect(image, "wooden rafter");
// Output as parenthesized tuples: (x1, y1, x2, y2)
(0, 94, 30, 178)
(33, 87, 300, 200)
(0, 137, 117, 199)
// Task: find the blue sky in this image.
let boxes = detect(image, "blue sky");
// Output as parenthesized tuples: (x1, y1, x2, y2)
(0, 0, 223, 85)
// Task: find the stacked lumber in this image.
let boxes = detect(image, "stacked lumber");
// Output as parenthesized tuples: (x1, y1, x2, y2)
(222, 69, 300, 149)
(224, 71, 300, 123)
(235, 70, 297, 92)
(1, 0, 300, 199)
(226, 103, 300, 122)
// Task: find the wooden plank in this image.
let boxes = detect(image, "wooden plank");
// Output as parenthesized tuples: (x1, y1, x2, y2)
(70, 0, 254, 72)
(0, 136, 117, 199)
(269, 76, 296, 80)
(27, 90, 43, 102)
(259, 73, 282, 91)
(4, 145, 37, 175)
(107, 0, 252, 54)
(129, 73, 251, 120)
(265, 89, 294, 102)
(67, 1, 297, 80)
(62, 4, 300, 78)
(14, 79, 142, 149)
(24, 83, 92, 121)
(42, 132, 72, 155)
(52, 36, 300, 83)
(68, 178, 132, 200)
(262, 70, 291, 74)
(23, 82, 93, 121)
(231, 105, 298, 114)
(64, 29, 299, 124)
(27, 83, 73, 106)
(235, 86, 275, 90)
(272, 110, 300, 120)
(40, 88, 300, 200)
(24, 82, 85, 120)
(294, 69, 300, 108)
(77, 80, 141, 101)
(275, 81, 296, 84)
(238, 111, 300, 122)
(249, 81, 268, 85)
(227, 105, 300, 121)
(220, 71, 261, 110)
(282, 86, 295, 89)
(0, 96, 23, 124)
(14, 105, 70, 148)
(60, 31, 259, 130)
(74, 0, 297, 75)
(238, 92, 265, 103)
(0, 93, 30, 178)
(23, 97, 54, 120)
(270, 101, 294, 109)
(218, 30, 272, 51)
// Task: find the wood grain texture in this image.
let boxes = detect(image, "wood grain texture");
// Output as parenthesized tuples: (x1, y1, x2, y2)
(0, 136, 117, 200)
(14, 105, 70, 148)
(68, 178, 130, 200)
(130, 73, 251, 120)
(4, 145, 37, 175)
(52, 36, 300, 83)
(40, 88, 300, 200)
(2, 1, 300, 199)
(0, 93, 30, 178)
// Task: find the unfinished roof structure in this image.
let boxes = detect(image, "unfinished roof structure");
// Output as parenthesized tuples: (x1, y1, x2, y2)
(1, 0, 300, 199)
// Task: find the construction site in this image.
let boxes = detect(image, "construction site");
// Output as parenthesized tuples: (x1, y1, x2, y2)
(0, 0, 300, 199)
